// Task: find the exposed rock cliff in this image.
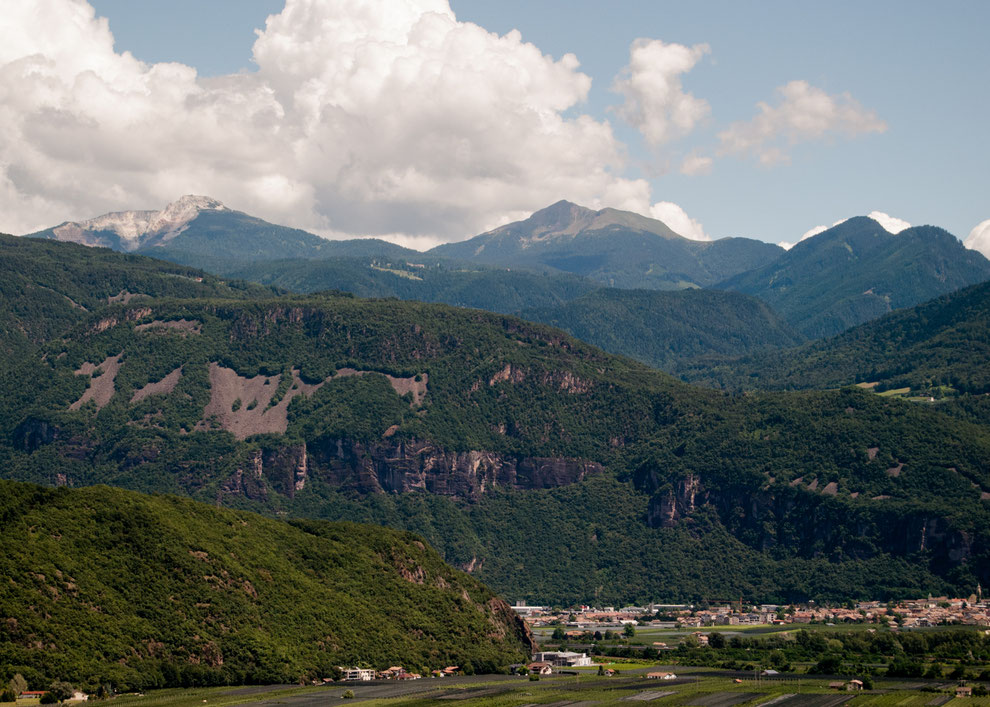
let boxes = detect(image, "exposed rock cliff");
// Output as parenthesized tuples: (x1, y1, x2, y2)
(219, 438, 601, 503)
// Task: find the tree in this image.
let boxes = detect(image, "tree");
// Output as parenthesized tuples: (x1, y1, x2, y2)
(623, 623, 636, 638)
(41, 681, 74, 704)
(552, 626, 566, 641)
(7, 676, 26, 697)
(342, 689, 355, 699)
(709, 632, 726, 649)
(814, 655, 844, 675)
(0, 689, 17, 704)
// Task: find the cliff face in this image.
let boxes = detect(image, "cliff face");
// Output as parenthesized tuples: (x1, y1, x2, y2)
(220, 438, 601, 503)
(639, 470, 975, 568)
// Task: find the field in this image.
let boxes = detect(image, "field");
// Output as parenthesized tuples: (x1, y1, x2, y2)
(41, 667, 989, 706)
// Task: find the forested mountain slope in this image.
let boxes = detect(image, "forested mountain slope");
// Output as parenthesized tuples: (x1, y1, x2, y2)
(0, 233, 271, 360)
(717, 217, 990, 338)
(0, 481, 531, 691)
(678, 279, 990, 396)
(227, 256, 598, 313)
(1, 295, 988, 604)
(521, 288, 803, 372)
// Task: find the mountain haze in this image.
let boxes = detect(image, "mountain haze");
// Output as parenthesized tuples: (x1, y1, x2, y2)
(718, 216, 990, 338)
(521, 288, 804, 372)
(430, 200, 784, 289)
(680, 278, 990, 397)
(28, 196, 417, 271)
(228, 256, 599, 314)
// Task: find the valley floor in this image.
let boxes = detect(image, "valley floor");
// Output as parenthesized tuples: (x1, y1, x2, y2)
(66, 668, 990, 707)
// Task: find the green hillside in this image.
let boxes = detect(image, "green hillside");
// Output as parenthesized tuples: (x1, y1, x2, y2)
(0, 234, 271, 360)
(227, 256, 598, 313)
(520, 287, 803, 372)
(679, 279, 990, 396)
(717, 217, 990, 338)
(1, 295, 988, 604)
(0, 481, 531, 692)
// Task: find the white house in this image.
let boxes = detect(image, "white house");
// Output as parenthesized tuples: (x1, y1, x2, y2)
(341, 668, 375, 681)
(532, 651, 593, 667)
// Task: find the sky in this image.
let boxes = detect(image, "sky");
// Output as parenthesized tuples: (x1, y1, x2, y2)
(2, 0, 988, 252)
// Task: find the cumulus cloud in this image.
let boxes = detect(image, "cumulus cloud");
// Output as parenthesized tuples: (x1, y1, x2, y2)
(867, 211, 911, 234)
(780, 223, 826, 250)
(649, 201, 709, 241)
(0, 0, 653, 241)
(612, 39, 710, 146)
(964, 219, 990, 259)
(717, 80, 886, 166)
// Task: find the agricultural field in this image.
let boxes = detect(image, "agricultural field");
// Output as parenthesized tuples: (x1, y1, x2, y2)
(39, 667, 990, 706)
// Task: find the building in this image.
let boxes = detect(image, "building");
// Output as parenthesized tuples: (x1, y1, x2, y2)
(647, 672, 677, 680)
(511, 601, 547, 616)
(527, 662, 554, 675)
(532, 651, 593, 667)
(341, 668, 375, 681)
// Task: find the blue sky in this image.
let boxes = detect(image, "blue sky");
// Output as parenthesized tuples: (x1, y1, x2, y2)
(7, 0, 988, 249)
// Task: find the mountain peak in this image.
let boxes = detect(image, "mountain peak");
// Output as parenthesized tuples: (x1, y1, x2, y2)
(508, 200, 681, 243)
(46, 195, 228, 251)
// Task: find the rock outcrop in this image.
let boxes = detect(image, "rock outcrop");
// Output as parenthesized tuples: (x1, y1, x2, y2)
(219, 438, 600, 502)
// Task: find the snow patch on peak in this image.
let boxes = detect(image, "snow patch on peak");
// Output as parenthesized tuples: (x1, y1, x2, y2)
(50, 196, 227, 251)
(148, 195, 228, 244)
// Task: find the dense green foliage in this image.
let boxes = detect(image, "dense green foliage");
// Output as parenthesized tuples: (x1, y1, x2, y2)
(1, 294, 988, 605)
(227, 256, 598, 314)
(0, 481, 530, 691)
(680, 279, 990, 395)
(717, 217, 990, 338)
(0, 234, 272, 360)
(521, 288, 803, 372)
(666, 627, 990, 678)
(430, 200, 783, 290)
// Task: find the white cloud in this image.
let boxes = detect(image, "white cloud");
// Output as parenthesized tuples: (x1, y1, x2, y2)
(0, 0, 653, 242)
(867, 211, 911, 234)
(717, 80, 886, 166)
(964, 219, 990, 259)
(800, 224, 828, 241)
(679, 153, 713, 176)
(612, 38, 710, 146)
(649, 201, 709, 241)
(780, 223, 826, 249)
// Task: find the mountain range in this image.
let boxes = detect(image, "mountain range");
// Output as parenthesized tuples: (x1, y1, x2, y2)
(1, 259, 987, 604)
(679, 278, 990, 399)
(430, 200, 785, 289)
(717, 216, 990, 337)
(28, 195, 416, 271)
(4, 201, 990, 613)
(26, 197, 990, 353)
